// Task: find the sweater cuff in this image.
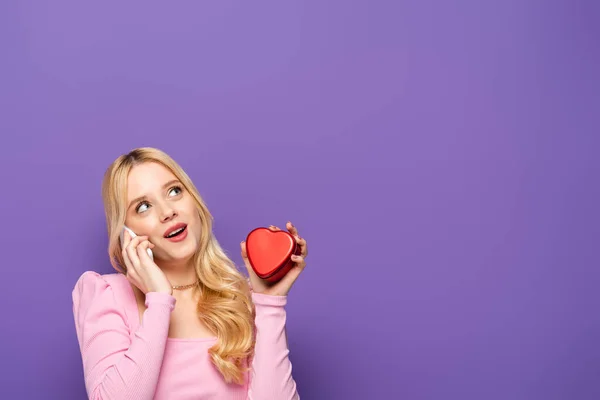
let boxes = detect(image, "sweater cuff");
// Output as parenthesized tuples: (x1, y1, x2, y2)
(145, 292, 176, 310)
(251, 292, 287, 307)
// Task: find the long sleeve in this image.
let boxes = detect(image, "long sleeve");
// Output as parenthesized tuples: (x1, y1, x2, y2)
(247, 292, 299, 400)
(72, 271, 175, 400)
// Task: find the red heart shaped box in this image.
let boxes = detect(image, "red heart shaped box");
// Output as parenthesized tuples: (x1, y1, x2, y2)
(245, 227, 302, 283)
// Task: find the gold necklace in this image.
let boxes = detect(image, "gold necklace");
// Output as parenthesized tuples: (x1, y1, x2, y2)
(172, 281, 199, 290)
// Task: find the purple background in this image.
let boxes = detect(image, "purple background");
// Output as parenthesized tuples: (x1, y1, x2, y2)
(1, 1, 599, 399)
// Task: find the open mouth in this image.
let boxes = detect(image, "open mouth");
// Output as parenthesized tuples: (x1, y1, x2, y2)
(164, 223, 188, 239)
(166, 226, 186, 238)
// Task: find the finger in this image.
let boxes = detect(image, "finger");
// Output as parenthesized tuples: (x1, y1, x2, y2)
(276, 259, 306, 291)
(121, 232, 134, 270)
(286, 222, 306, 256)
(128, 235, 148, 249)
(121, 251, 134, 272)
(268, 225, 281, 231)
(126, 235, 147, 269)
(126, 245, 140, 269)
(240, 241, 258, 276)
(286, 221, 299, 237)
(291, 254, 306, 268)
(126, 234, 146, 248)
(122, 229, 131, 247)
(139, 239, 155, 249)
(240, 240, 248, 259)
(137, 240, 154, 263)
(296, 237, 308, 257)
(240, 241, 252, 266)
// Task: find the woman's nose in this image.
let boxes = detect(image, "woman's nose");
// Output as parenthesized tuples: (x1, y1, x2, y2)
(161, 207, 177, 222)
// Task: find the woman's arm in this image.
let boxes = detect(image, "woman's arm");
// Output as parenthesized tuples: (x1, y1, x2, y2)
(247, 292, 299, 400)
(72, 271, 175, 400)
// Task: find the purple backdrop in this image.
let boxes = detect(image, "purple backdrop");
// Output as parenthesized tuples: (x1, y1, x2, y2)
(1, 1, 599, 399)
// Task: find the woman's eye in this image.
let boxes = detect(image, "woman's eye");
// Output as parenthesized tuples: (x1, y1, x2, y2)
(169, 186, 183, 196)
(136, 202, 149, 213)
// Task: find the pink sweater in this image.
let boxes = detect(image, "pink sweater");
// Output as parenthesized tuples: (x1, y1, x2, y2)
(72, 271, 299, 400)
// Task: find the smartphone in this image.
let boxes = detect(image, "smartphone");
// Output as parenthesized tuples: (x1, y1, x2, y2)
(120, 226, 154, 260)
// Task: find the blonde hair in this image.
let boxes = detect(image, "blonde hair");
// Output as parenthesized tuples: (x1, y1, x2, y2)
(101, 147, 255, 385)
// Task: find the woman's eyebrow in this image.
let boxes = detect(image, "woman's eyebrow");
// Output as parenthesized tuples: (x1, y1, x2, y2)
(162, 179, 180, 189)
(127, 180, 181, 210)
(127, 195, 147, 210)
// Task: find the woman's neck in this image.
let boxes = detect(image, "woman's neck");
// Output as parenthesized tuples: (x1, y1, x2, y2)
(158, 260, 198, 287)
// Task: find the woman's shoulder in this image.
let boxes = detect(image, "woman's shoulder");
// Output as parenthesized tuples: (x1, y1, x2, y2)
(72, 271, 140, 345)
(73, 270, 128, 292)
(72, 270, 131, 309)
(72, 270, 135, 330)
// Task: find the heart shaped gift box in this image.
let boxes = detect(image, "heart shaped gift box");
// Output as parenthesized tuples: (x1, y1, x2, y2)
(245, 227, 302, 283)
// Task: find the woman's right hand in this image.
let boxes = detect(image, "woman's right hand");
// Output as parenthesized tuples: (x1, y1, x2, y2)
(122, 230, 173, 295)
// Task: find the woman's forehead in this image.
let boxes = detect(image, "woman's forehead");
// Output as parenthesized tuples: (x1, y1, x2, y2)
(126, 162, 177, 197)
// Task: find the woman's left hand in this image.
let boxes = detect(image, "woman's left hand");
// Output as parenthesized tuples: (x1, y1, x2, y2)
(241, 221, 308, 296)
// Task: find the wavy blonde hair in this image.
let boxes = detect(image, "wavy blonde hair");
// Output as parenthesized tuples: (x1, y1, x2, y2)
(101, 147, 255, 385)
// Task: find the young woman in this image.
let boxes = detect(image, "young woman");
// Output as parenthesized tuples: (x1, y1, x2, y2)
(72, 147, 307, 399)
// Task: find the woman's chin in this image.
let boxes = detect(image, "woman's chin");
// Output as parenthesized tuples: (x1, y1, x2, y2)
(159, 247, 197, 266)
(155, 232, 195, 258)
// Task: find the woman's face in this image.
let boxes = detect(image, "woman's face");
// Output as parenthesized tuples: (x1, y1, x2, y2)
(124, 162, 202, 266)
